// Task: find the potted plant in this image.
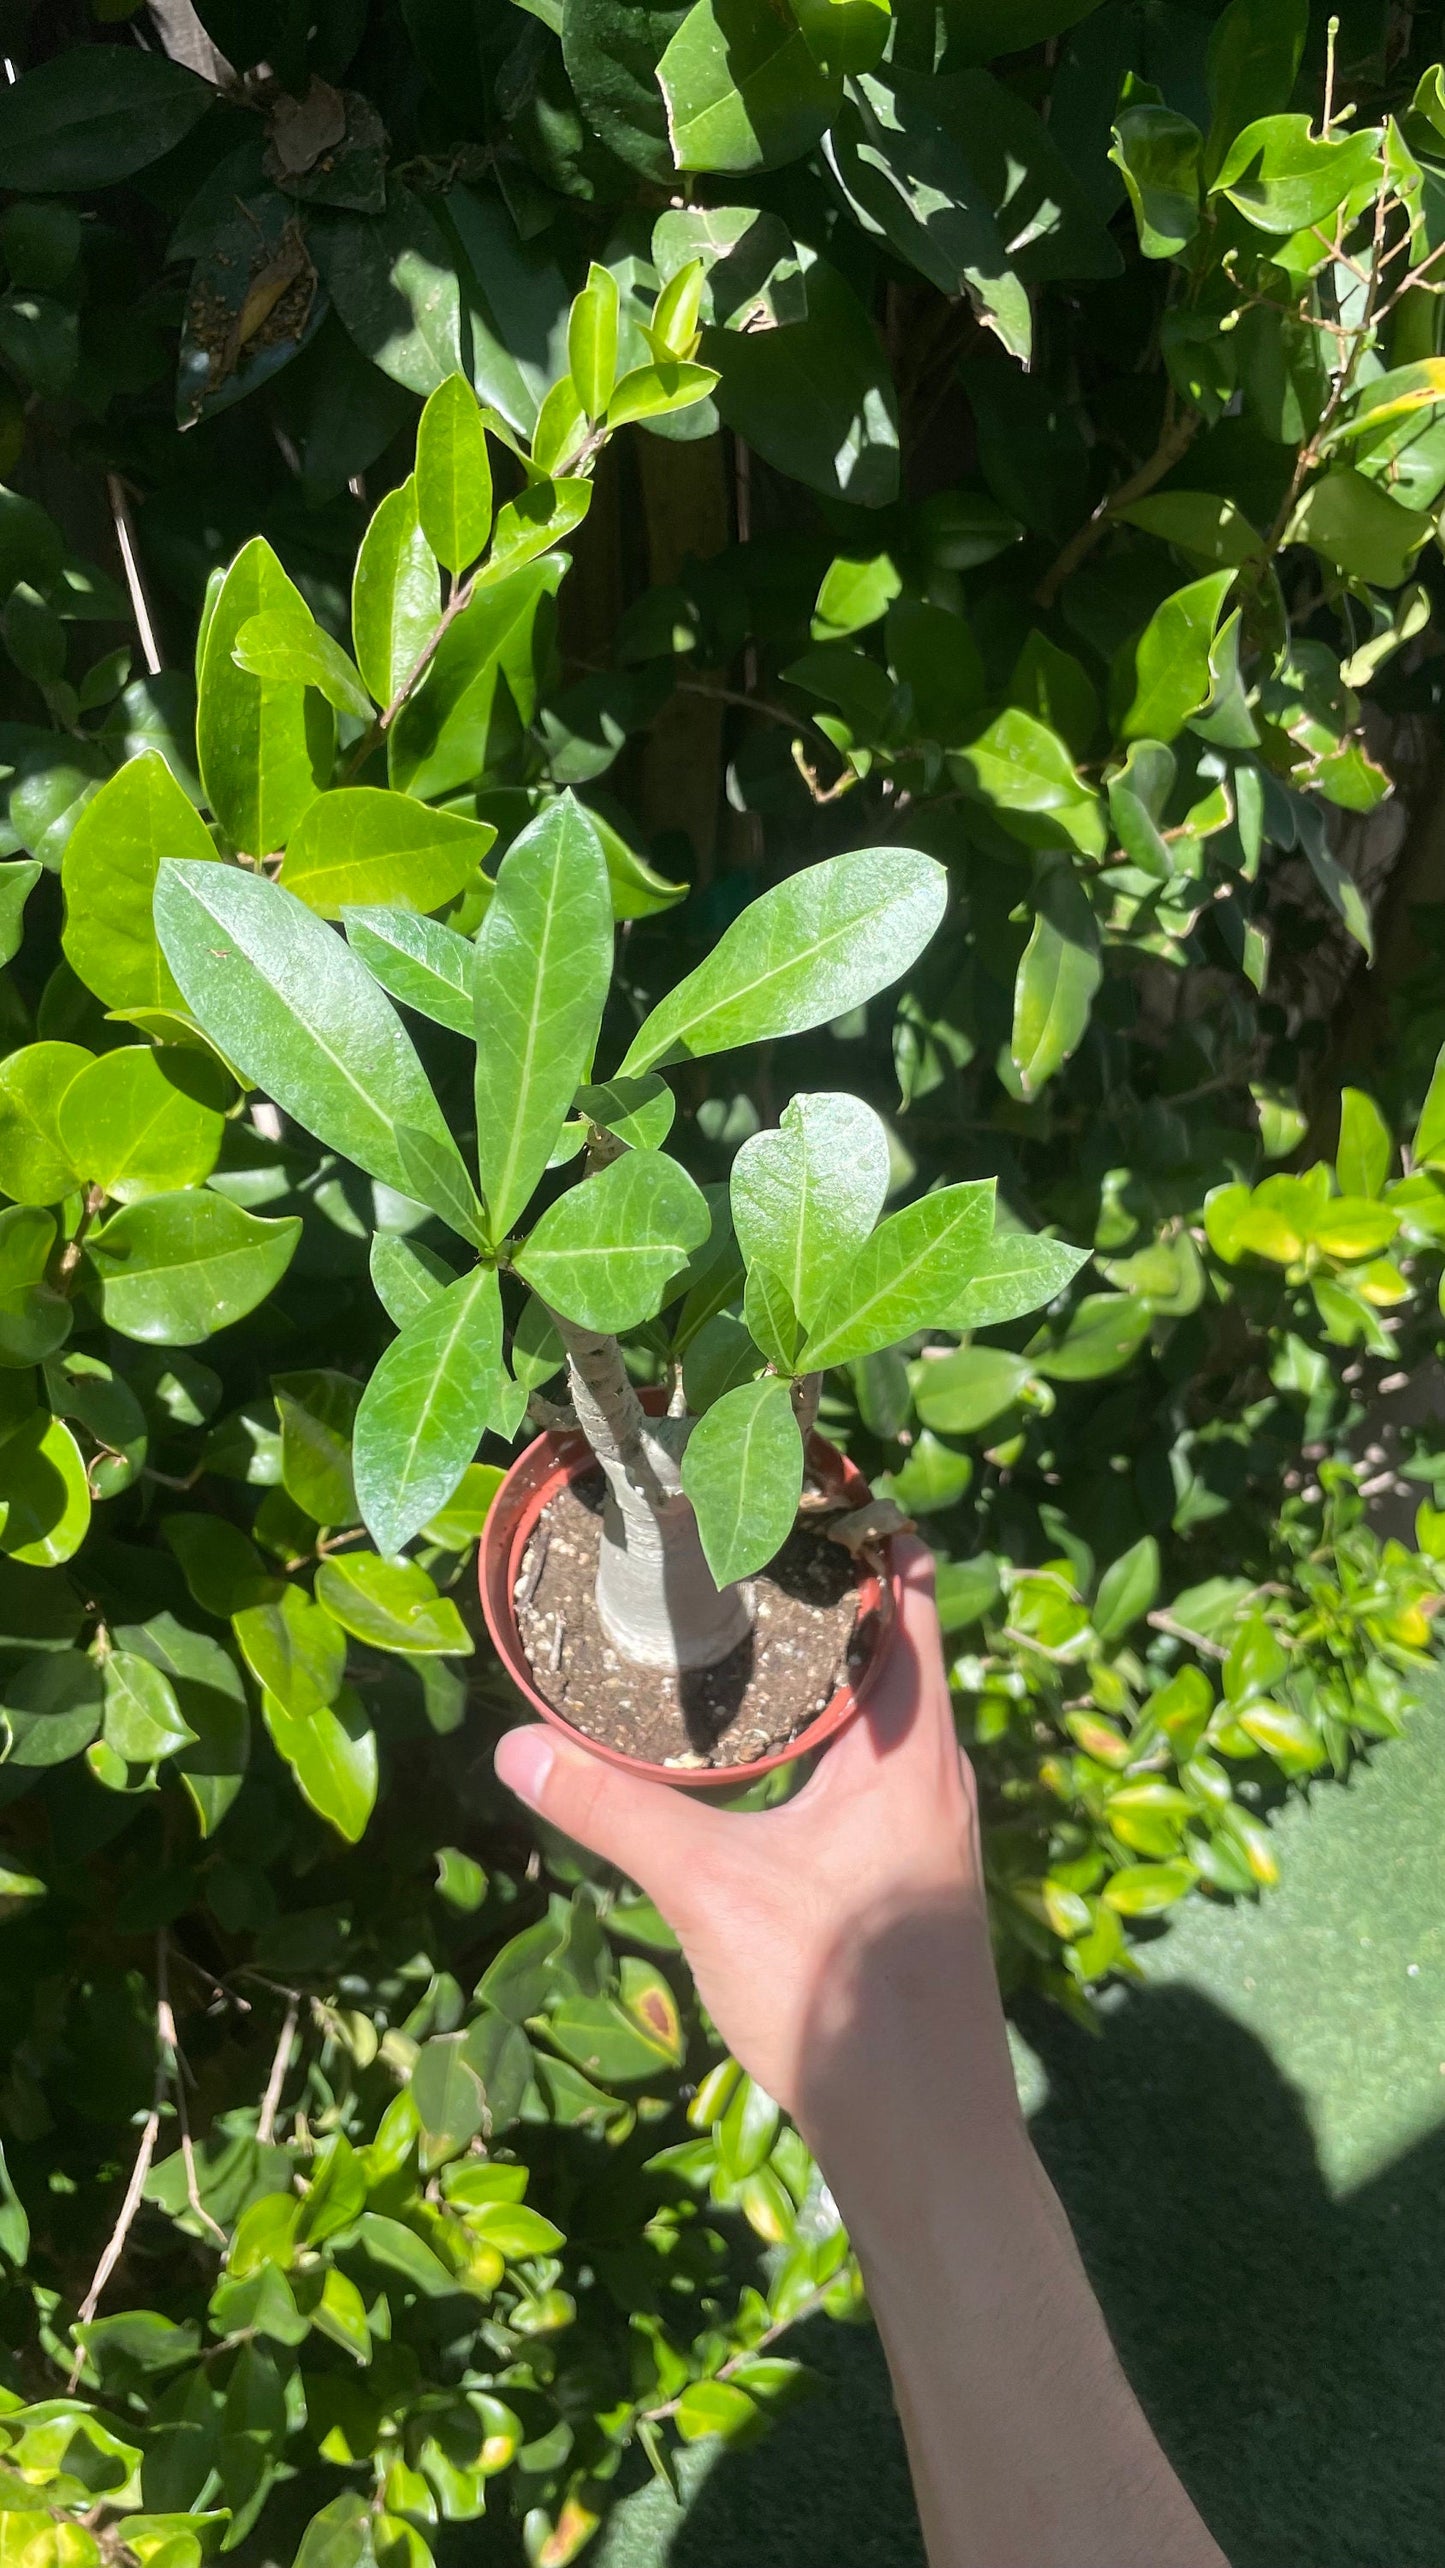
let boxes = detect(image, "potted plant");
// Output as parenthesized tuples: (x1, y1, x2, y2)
(155, 784, 1085, 1782)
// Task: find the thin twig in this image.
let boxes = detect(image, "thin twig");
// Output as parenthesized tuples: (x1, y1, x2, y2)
(1035, 408, 1201, 609)
(67, 1933, 173, 2383)
(1146, 1610, 1227, 1661)
(256, 1995, 299, 2146)
(156, 1943, 226, 2249)
(105, 474, 163, 677)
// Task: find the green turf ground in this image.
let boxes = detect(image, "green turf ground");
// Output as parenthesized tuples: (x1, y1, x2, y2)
(596, 1677, 1445, 2568)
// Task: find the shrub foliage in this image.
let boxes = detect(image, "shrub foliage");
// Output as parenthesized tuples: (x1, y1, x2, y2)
(4, 0, 1445, 2559)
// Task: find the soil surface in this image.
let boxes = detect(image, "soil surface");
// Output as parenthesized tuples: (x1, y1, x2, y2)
(514, 1473, 876, 1770)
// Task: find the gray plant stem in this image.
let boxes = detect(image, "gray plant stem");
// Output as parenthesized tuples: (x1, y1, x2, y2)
(546, 1311, 753, 1673)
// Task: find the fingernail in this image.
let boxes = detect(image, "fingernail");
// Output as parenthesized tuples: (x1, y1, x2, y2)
(495, 1726, 555, 1811)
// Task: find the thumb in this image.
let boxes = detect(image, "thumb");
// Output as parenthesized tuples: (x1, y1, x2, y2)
(494, 1723, 724, 1909)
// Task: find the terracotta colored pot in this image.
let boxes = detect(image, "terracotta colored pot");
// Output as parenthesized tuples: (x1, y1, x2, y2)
(478, 1397, 899, 1791)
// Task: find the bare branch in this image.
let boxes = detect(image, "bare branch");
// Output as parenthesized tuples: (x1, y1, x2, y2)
(257, 1995, 300, 2146)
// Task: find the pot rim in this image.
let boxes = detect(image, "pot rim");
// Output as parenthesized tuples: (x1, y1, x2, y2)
(478, 1413, 898, 1790)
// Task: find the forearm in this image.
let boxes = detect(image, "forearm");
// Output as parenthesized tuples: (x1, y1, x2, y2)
(798, 1898, 1227, 2568)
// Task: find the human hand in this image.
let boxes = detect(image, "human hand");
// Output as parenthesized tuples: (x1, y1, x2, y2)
(493, 1539, 1019, 2143)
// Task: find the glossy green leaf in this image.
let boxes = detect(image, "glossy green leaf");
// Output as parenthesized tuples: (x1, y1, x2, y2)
(126, 1613, 251, 1835)
(913, 1345, 1033, 1435)
(622, 848, 945, 1075)
(369, 1231, 459, 1329)
(351, 476, 440, 713)
(705, 260, 899, 508)
(1285, 468, 1432, 590)
(275, 1370, 361, 1526)
(478, 479, 592, 590)
(1336, 1089, 1391, 1198)
(1093, 1536, 1160, 1642)
(312, 186, 465, 394)
(412, 2034, 487, 2165)
(1110, 104, 1202, 259)
(805, 1184, 1083, 1369)
(575, 1076, 676, 1153)
(356, 2210, 458, 2296)
(514, 1152, 711, 1330)
(0, 46, 215, 191)
(196, 540, 333, 857)
(1205, 0, 1308, 175)
(415, 376, 493, 575)
(280, 790, 493, 920)
(607, 360, 718, 425)
(102, 1650, 196, 1764)
(1119, 572, 1236, 743)
(1413, 1042, 1445, 1168)
(352, 1264, 505, 1555)
(344, 906, 480, 1037)
(2, 1648, 103, 1759)
(0, 1041, 88, 1204)
(731, 1092, 890, 1327)
(658, 0, 839, 173)
(1117, 491, 1260, 567)
(234, 1583, 346, 1715)
(57, 1045, 228, 1203)
(0, 1204, 69, 1367)
(61, 753, 220, 1015)
(1215, 115, 1383, 238)
(154, 861, 485, 1244)
(0, 1413, 91, 1566)
(951, 709, 1106, 857)
(1032, 1291, 1152, 1380)
(680, 1374, 803, 1586)
(473, 795, 614, 1239)
(743, 1261, 803, 1370)
(263, 1682, 378, 1844)
(1010, 858, 1103, 1099)
(232, 611, 372, 724)
(568, 263, 620, 419)
(88, 1192, 302, 1345)
(163, 1513, 281, 1617)
(387, 555, 565, 802)
(825, 71, 1029, 360)
(315, 1553, 472, 1655)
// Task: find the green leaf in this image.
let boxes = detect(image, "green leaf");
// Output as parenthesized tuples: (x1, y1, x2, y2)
(473, 794, 615, 1239)
(102, 1650, 196, 1764)
(352, 1265, 505, 1556)
(743, 1261, 803, 1369)
(1103, 1857, 1196, 1915)
(280, 790, 494, 920)
(412, 2034, 487, 2165)
(0, 859, 41, 969)
(544, 1992, 680, 2085)
(621, 847, 945, 1075)
(825, 71, 1030, 360)
(569, 263, 620, 419)
(275, 1370, 361, 1526)
(1031, 1292, 1152, 1380)
(232, 610, 373, 725)
(154, 861, 485, 1245)
(263, 1682, 378, 1843)
(791, 0, 890, 73)
(312, 186, 465, 394)
(913, 1344, 1033, 1435)
(813, 552, 901, 641)
(415, 376, 493, 575)
(56, 1045, 228, 1203)
(706, 260, 899, 508)
(1116, 492, 1261, 567)
(479, 479, 592, 591)
(87, 1192, 302, 1345)
(1109, 104, 1203, 259)
(435, 1846, 489, 1912)
(514, 1153, 711, 1330)
(1214, 115, 1383, 238)
(0, 2140, 30, 2264)
(805, 1184, 1084, 1369)
(234, 1584, 346, 1715)
(369, 1231, 459, 1329)
(731, 1092, 890, 1327)
(356, 2210, 459, 2297)
(163, 1513, 281, 1616)
(675, 2380, 761, 2445)
(344, 906, 479, 1037)
(0, 1205, 69, 1367)
(682, 1312, 760, 1413)
(315, 1554, 472, 1655)
(1093, 1536, 1160, 1642)
(606, 360, 718, 427)
(1337, 1089, 1390, 1197)
(387, 556, 565, 802)
(1285, 468, 1432, 590)
(1119, 571, 1236, 742)
(951, 709, 1106, 856)
(680, 1375, 803, 1586)
(879, 1428, 972, 1514)
(658, 0, 839, 173)
(575, 1076, 676, 1153)
(61, 754, 221, 1015)
(1413, 1044, 1445, 1168)
(0, 47, 214, 191)
(0, 1407, 88, 1566)
(351, 477, 440, 714)
(125, 1613, 251, 1836)
(297, 2134, 368, 2247)
(0, 1041, 88, 1204)
(3, 1647, 103, 1758)
(1205, 0, 1308, 175)
(196, 540, 333, 858)
(1010, 858, 1103, 1099)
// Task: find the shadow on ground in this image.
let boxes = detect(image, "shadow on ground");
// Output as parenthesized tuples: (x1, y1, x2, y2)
(649, 1986, 1445, 2568)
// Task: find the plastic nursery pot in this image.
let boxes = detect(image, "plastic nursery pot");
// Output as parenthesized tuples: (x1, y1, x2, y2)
(479, 1394, 900, 1792)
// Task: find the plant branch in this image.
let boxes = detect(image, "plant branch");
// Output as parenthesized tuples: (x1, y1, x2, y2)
(156, 1942, 226, 2250)
(256, 1993, 300, 2146)
(67, 1932, 173, 2382)
(1035, 407, 1201, 610)
(640, 2279, 839, 2423)
(546, 1310, 668, 1510)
